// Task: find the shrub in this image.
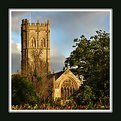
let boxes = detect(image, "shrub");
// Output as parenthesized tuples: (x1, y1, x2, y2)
(12, 74, 38, 105)
(71, 84, 95, 105)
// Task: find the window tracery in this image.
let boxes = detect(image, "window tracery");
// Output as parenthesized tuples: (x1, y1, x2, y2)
(30, 37, 36, 48)
(61, 80, 77, 100)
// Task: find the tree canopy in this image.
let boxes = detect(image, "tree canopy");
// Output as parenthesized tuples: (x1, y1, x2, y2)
(65, 30, 110, 103)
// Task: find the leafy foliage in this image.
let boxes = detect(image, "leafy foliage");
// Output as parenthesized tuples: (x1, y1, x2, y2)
(11, 100, 109, 110)
(65, 30, 110, 104)
(12, 74, 37, 105)
(71, 84, 95, 105)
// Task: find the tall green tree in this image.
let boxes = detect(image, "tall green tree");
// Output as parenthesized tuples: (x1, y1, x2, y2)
(12, 74, 38, 105)
(65, 30, 110, 102)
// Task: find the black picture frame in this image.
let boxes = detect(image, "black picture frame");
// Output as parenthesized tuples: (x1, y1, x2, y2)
(0, 0, 120, 121)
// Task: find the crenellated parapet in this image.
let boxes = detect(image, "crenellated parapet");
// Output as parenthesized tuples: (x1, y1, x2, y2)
(21, 19, 50, 31)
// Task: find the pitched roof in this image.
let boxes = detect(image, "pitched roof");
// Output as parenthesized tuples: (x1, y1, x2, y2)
(48, 68, 80, 80)
(47, 70, 64, 80)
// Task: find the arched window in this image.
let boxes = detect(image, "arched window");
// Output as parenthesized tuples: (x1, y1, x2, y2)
(31, 37, 36, 48)
(34, 38, 36, 47)
(61, 79, 77, 100)
(41, 38, 46, 47)
(41, 39, 43, 47)
(44, 39, 46, 47)
(61, 87, 64, 100)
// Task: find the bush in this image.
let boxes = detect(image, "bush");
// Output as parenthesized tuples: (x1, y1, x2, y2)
(71, 84, 95, 105)
(12, 74, 38, 105)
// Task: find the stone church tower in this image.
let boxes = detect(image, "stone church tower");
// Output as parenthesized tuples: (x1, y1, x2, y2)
(21, 19, 50, 75)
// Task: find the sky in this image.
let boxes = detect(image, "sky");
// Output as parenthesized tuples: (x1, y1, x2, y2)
(10, 9, 111, 73)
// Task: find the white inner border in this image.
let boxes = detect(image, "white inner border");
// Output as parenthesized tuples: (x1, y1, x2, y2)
(9, 8, 113, 113)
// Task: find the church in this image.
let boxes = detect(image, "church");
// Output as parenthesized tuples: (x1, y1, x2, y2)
(21, 19, 84, 100)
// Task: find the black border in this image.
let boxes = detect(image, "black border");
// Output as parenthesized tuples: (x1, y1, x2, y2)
(0, 0, 121, 121)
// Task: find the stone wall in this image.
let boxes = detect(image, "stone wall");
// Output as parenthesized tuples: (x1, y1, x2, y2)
(21, 19, 50, 75)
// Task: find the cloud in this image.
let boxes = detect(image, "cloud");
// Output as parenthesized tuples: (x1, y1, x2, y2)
(10, 10, 110, 73)
(11, 15, 21, 32)
(50, 42, 65, 72)
(11, 41, 21, 54)
(50, 55, 65, 73)
(11, 11, 31, 32)
(11, 41, 21, 73)
(11, 53, 21, 73)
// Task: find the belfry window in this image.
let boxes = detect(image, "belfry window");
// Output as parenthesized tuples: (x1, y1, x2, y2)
(44, 39, 46, 47)
(41, 38, 46, 47)
(31, 37, 36, 48)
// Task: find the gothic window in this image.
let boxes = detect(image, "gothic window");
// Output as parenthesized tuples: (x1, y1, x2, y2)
(44, 39, 46, 47)
(61, 79, 78, 100)
(34, 38, 36, 47)
(61, 87, 64, 100)
(31, 37, 36, 48)
(31, 38, 33, 47)
(41, 39, 43, 47)
(38, 39, 41, 47)
(40, 38, 46, 48)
